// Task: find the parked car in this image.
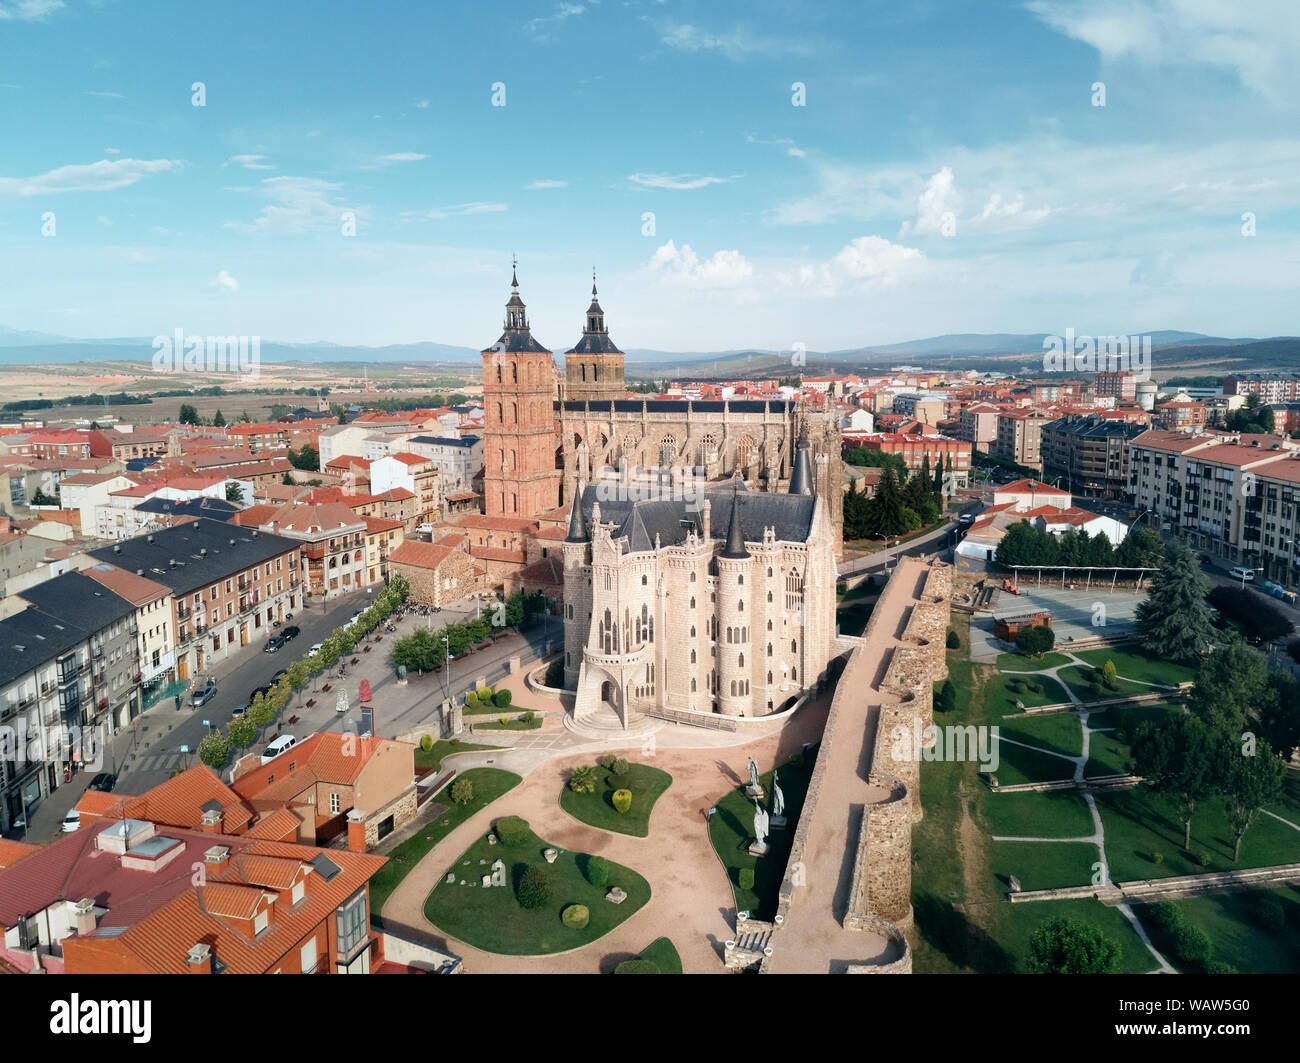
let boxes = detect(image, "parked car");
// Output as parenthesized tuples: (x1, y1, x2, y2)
(87, 772, 117, 792)
(61, 810, 81, 833)
(270, 669, 288, 684)
(231, 703, 249, 719)
(308, 642, 323, 655)
(190, 683, 218, 707)
(264, 635, 285, 653)
(281, 625, 300, 642)
(261, 734, 297, 764)
(1198, 554, 1214, 566)
(347, 612, 363, 627)
(1230, 566, 1256, 582)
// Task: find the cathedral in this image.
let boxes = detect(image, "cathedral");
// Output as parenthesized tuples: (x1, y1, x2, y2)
(477, 267, 844, 727)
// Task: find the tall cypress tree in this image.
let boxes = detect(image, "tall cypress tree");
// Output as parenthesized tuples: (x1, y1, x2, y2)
(1134, 537, 1216, 663)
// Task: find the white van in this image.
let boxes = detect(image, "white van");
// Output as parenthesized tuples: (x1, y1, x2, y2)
(261, 734, 297, 764)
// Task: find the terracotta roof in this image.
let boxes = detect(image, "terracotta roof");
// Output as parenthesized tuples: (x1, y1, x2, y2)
(388, 540, 458, 569)
(0, 839, 37, 869)
(78, 765, 255, 834)
(82, 563, 171, 606)
(243, 808, 303, 842)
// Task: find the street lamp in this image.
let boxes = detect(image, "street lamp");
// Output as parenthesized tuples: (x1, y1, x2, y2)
(441, 635, 451, 701)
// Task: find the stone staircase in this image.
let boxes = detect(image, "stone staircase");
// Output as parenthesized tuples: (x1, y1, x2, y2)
(725, 916, 775, 970)
(562, 704, 663, 740)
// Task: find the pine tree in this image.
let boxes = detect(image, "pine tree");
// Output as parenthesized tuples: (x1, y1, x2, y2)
(1134, 538, 1216, 663)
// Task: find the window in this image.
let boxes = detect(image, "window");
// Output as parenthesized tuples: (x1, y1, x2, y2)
(690, 571, 696, 582)
(254, 908, 269, 936)
(300, 937, 316, 972)
(336, 890, 369, 959)
(292, 879, 305, 906)
(330, 792, 340, 814)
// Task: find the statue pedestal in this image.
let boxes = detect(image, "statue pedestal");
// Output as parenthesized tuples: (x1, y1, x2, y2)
(771, 815, 788, 830)
(747, 841, 769, 857)
(745, 785, 765, 801)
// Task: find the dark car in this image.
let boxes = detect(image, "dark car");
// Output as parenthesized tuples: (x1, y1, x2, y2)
(87, 772, 117, 792)
(281, 625, 300, 642)
(1198, 554, 1214, 566)
(264, 635, 285, 653)
(271, 669, 288, 684)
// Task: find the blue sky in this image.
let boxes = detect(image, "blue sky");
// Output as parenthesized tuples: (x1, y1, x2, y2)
(1, 0, 1297, 351)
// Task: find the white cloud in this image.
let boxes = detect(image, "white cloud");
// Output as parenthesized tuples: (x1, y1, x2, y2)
(525, 179, 568, 190)
(104, 147, 120, 155)
(225, 176, 364, 235)
(97, 215, 111, 226)
(212, 269, 239, 294)
(659, 21, 816, 60)
(778, 236, 926, 295)
(899, 166, 957, 236)
(526, 2, 586, 39)
(0, 0, 65, 21)
(629, 172, 740, 191)
(646, 240, 753, 287)
(383, 152, 428, 162)
(1028, 0, 1300, 100)
(223, 154, 275, 170)
(0, 157, 180, 198)
(426, 202, 507, 219)
(86, 90, 126, 100)
(416, 99, 430, 109)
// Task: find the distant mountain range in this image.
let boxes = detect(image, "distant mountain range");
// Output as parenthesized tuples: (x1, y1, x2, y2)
(0, 326, 1296, 377)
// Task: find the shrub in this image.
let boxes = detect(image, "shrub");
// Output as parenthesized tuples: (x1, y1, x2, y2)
(479, 685, 493, 700)
(1198, 850, 1212, 868)
(420, 734, 433, 752)
(1172, 923, 1212, 967)
(449, 778, 473, 806)
(569, 765, 600, 793)
(1015, 624, 1056, 657)
(1027, 680, 1044, 695)
(494, 815, 530, 846)
(612, 788, 632, 814)
(614, 959, 660, 974)
(946, 629, 960, 650)
(1008, 678, 1025, 693)
(561, 903, 590, 929)
(1206, 960, 1238, 974)
(1150, 851, 1164, 865)
(493, 688, 512, 708)
(935, 678, 957, 713)
(611, 757, 630, 776)
(465, 689, 479, 710)
(600, 754, 617, 769)
(521, 710, 536, 724)
(516, 866, 552, 910)
(499, 715, 508, 725)
(585, 855, 609, 887)
(1146, 901, 1182, 931)
(1248, 894, 1286, 932)
(738, 867, 755, 891)
(1101, 659, 1118, 689)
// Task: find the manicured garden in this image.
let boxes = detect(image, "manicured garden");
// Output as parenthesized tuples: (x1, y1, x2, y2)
(1057, 664, 1150, 702)
(988, 841, 1100, 893)
(560, 756, 673, 837)
(998, 711, 1083, 759)
(424, 816, 650, 954)
(709, 745, 818, 920)
(414, 738, 496, 773)
(998, 898, 1160, 974)
(981, 790, 1094, 840)
(473, 714, 542, 731)
(981, 671, 1070, 714)
(369, 767, 522, 923)
(1134, 889, 1300, 974)
(1072, 648, 1196, 688)
(997, 651, 1072, 672)
(988, 736, 1075, 787)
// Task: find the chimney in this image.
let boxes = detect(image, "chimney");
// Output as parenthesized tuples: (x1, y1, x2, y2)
(73, 898, 97, 936)
(201, 808, 224, 834)
(185, 943, 213, 973)
(204, 844, 230, 871)
(346, 809, 367, 853)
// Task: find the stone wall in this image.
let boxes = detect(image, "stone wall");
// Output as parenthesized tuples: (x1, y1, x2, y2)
(363, 785, 418, 849)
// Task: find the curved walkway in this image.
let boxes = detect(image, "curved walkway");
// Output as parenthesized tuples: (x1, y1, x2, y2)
(380, 696, 829, 973)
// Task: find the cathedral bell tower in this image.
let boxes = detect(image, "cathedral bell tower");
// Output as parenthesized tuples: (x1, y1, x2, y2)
(480, 261, 563, 519)
(563, 271, 625, 403)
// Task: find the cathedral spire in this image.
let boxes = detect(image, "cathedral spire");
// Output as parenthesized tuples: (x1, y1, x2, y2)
(565, 484, 589, 543)
(720, 485, 750, 559)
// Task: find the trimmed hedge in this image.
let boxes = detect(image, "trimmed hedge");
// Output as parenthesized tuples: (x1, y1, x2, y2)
(561, 904, 590, 929)
(495, 815, 530, 846)
(516, 866, 552, 910)
(585, 854, 609, 887)
(614, 959, 660, 974)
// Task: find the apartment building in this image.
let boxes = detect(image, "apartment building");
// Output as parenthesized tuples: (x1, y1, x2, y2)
(83, 563, 176, 710)
(1094, 371, 1139, 402)
(234, 502, 367, 601)
(992, 409, 1049, 470)
(1224, 375, 1300, 403)
(88, 518, 301, 679)
(1040, 415, 1146, 500)
(1129, 429, 1300, 585)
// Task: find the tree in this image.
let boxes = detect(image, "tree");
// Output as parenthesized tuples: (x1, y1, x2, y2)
(569, 764, 600, 793)
(288, 444, 320, 471)
(248, 693, 274, 732)
(1187, 640, 1269, 735)
(1134, 538, 1215, 663)
(1015, 624, 1055, 657)
(1218, 736, 1285, 861)
(1101, 659, 1117, 688)
(228, 716, 257, 749)
(1131, 714, 1216, 851)
(198, 732, 231, 770)
(516, 866, 552, 910)
(225, 481, 245, 504)
(449, 778, 473, 805)
(1259, 672, 1300, 761)
(29, 487, 58, 506)
(179, 402, 200, 425)
(1027, 916, 1121, 974)
(212, 409, 226, 427)
(935, 678, 957, 713)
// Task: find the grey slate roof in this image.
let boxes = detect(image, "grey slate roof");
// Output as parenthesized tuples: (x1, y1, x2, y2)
(408, 435, 481, 448)
(133, 497, 240, 520)
(579, 482, 815, 553)
(566, 333, 623, 355)
(485, 330, 551, 354)
(88, 517, 299, 596)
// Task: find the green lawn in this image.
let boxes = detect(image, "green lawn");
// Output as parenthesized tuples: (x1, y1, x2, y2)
(997, 652, 1072, 672)
(424, 820, 650, 955)
(1086, 702, 1182, 732)
(632, 936, 683, 974)
(1057, 665, 1149, 702)
(990, 735, 1076, 787)
(982, 790, 1095, 839)
(999, 898, 1160, 973)
(559, 761, 673, 838)
(413, 739, 496, 773)
(708, 745, 818, 920)
(369, 767, 522, 924)
(1072, 647, 1196, 688)
(989, 841, 1100, 893)
(1098, 786, 1300, 882)
(1082, 729, 1133, 779)
(982, 671, 1071, 714)
(998, 712, 1084, 758)
(1134, 889, 1300, 974)
(472, 717, 542, 731)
